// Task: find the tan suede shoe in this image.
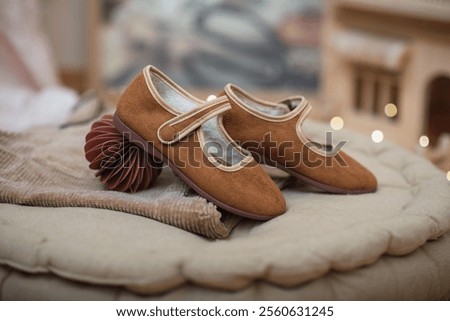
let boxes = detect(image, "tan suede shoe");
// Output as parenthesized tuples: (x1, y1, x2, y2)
(222, 84, 378, 194)
(113, 66, 286, 220)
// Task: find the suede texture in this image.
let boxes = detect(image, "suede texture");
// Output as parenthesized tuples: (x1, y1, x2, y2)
(222, 89, 378, 193)
(115, 71, 286, 218)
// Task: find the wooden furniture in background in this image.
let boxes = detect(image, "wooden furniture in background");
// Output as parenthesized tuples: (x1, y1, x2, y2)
(322, 0, 450, 149)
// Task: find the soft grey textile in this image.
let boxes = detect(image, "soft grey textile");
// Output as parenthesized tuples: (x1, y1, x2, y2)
(1, 231, 450, 300)
(0, 120, 449, 294)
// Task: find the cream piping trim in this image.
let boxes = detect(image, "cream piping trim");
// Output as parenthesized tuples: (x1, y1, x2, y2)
(225, 83, 308, 122)
(197, 116, 253, 172)
(216, 114, 252, 157)
(295, 104, 328, 157)
(279, 95, 306, 106)
(157, 97, 230, 145)
(143, 65, 203, 116)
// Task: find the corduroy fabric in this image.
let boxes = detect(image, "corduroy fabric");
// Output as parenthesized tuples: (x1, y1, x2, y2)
(0, 123, 244, 239)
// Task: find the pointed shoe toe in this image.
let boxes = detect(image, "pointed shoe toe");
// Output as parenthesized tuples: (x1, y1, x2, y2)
(223, 84, 378, 194)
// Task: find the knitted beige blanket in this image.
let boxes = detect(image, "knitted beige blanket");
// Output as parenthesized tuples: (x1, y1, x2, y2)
(0, 123, 251, 238)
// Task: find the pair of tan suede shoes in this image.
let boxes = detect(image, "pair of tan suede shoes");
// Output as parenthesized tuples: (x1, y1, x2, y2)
(111, 65, 377, 220)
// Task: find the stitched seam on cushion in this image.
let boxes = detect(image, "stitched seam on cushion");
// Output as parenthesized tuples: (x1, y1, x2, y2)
(0, 267, 12, 300)
(0, 259, 187, 293)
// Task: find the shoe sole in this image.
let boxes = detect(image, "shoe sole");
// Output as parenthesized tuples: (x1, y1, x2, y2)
(113, 113, 280, 221)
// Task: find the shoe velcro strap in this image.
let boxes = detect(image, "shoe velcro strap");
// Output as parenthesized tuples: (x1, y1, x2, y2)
(157, 96, 230, 145)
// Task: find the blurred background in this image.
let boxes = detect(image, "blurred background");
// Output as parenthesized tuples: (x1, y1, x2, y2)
(97, 0, 321, 91)
(0, 0, 449, 177)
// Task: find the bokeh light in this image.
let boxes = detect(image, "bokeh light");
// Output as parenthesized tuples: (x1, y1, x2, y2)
(419, 135, 429, 148)
(330, 116, 344, 130)
(371, 130, 384, 143)
(206, 95, 217, 101)
(384, 103, 398, 118)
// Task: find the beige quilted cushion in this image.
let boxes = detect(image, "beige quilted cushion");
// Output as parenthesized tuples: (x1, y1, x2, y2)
(0, 120, 449, 294)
